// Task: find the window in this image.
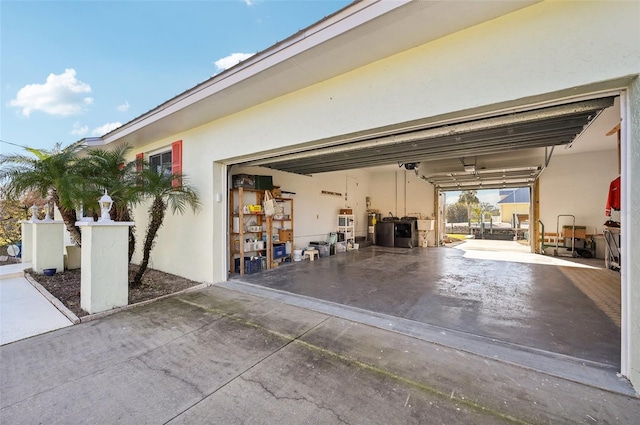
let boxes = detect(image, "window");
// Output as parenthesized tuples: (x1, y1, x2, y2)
(149, 151, 172, 176)
(137, 140, 182, 187)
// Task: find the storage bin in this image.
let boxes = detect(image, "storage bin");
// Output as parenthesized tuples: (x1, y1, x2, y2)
(254, 175, 274, 190)
(234, 257, 261, 274)
(309, 241, 329, 257)
(232, 174, 255, 189)
(273, 243, 287, 259)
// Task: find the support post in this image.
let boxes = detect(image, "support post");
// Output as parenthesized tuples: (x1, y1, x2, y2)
(77, 221, 134, 314)
(19, 221, 33, 263)
(31, 221, 65, 274)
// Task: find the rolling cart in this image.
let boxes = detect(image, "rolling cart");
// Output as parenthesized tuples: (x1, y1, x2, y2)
(603, 226, 621, 271)
(554, 215, 577, 257)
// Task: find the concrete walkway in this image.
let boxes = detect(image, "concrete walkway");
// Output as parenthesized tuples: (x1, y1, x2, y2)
(0, 263, 73, 345)
(1, 285, 638, 424)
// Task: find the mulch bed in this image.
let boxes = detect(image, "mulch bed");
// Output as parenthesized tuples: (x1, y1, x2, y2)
(28, 264, 201, 318)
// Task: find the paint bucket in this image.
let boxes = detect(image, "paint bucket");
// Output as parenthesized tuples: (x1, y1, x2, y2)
(293, 249, 303, 262)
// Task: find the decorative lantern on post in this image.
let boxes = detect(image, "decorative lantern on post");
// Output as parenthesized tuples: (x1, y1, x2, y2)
(30, 204, 40, 222)
(99, 190, 114, 222)
(43, 203, 53, 221)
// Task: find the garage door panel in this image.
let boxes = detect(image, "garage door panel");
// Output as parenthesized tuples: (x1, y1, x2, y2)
(248, 97, 615, 175)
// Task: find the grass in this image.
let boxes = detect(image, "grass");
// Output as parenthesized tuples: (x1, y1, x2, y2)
(445, 233, 468, 240)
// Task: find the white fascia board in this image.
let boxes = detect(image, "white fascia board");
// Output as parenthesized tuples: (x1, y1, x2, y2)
(99, 0, 411, 146)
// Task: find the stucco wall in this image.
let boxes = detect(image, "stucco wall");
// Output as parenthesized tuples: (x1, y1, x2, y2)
(128, 138, 213, 283)
(127, 1, 638, 286)
(624, 76, 640, 392)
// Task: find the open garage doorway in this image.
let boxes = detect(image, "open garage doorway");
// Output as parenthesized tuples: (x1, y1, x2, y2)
(442, 188, 532, 245)
(224, 94, 625, 390)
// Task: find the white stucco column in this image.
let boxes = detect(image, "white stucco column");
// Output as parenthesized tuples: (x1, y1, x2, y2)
(19, 221, 33, 263)
(623, 77, 640, 391)
(77, 221, 134, 314)
(31, 221, 65, 274)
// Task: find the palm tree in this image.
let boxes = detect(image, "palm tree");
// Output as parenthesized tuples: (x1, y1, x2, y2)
(458, 190, 479, 234)
(81, 144, 142, 261)
(132, 167, 200, 287)
(0, 143, 85, 245)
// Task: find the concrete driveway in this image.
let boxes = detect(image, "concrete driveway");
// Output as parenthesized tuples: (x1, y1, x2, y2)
(0, 263, 73, 345)
(1, 285, 638, 424)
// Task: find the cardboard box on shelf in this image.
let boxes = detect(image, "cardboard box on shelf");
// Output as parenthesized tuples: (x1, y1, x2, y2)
(562, 226, 586, 239)
(340, 208, 353, 215)
(278, 229, 293, 242)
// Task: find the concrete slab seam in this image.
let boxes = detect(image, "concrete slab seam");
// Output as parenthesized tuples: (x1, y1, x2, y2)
(176, 297, 329, 342)
(221, 279, 636, 397)
(292, 337, 531, 425)
(222, 278, 613, 368)
(164, 299, 332, 423)
(24, 273, 80, 324)
(76, 282, 211, 323)
(175, 296, 530, 424)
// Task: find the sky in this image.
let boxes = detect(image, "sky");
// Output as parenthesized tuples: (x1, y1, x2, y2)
(0, 0, 351, 156)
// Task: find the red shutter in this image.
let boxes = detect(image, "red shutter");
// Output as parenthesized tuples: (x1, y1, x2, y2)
(171, 140, 182, 188)
(136, 153, 144, 173)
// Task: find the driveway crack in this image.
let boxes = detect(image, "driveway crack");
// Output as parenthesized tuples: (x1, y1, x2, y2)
(239, 375, 350, 424)
(163, 315, 331, 424)
(137, 356, 206, 397)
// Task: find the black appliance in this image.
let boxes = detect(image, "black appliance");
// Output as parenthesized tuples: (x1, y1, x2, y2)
(375, 221, 395, 247)
(395, 217, 418, 248)
(374, 217, 418, 248)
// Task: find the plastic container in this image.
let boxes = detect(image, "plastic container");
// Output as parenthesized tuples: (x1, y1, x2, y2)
(43, 268, 57, 276)
(273, 243, 286, 259)
(293, 249, 303, 261)
(234, 257, 261, 274)
(310, 241, 329, 257)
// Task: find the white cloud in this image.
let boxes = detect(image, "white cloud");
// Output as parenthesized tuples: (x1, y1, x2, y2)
(91, 122, 122, 136)
(117, 100, 130, 112)
(9, 69, 93, 117)
(214, 53, 255, 72)
(70, 122, 89, 136)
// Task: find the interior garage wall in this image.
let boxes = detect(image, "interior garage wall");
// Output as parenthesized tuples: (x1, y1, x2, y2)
(232, 166, 371, 249)
(369, 170, 436, 245)
(370, 170, 435, 219)
(538, 149, 618, 254)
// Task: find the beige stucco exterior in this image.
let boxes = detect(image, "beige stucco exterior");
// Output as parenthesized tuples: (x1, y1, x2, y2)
(31, 221, 64, 274)
(79, 222, 132, 314)
(107, 1, 639, 388)
(499, 203, 530, 225)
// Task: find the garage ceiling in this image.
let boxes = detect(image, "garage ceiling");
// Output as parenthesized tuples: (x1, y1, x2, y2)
(244, 97, 615, 186)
